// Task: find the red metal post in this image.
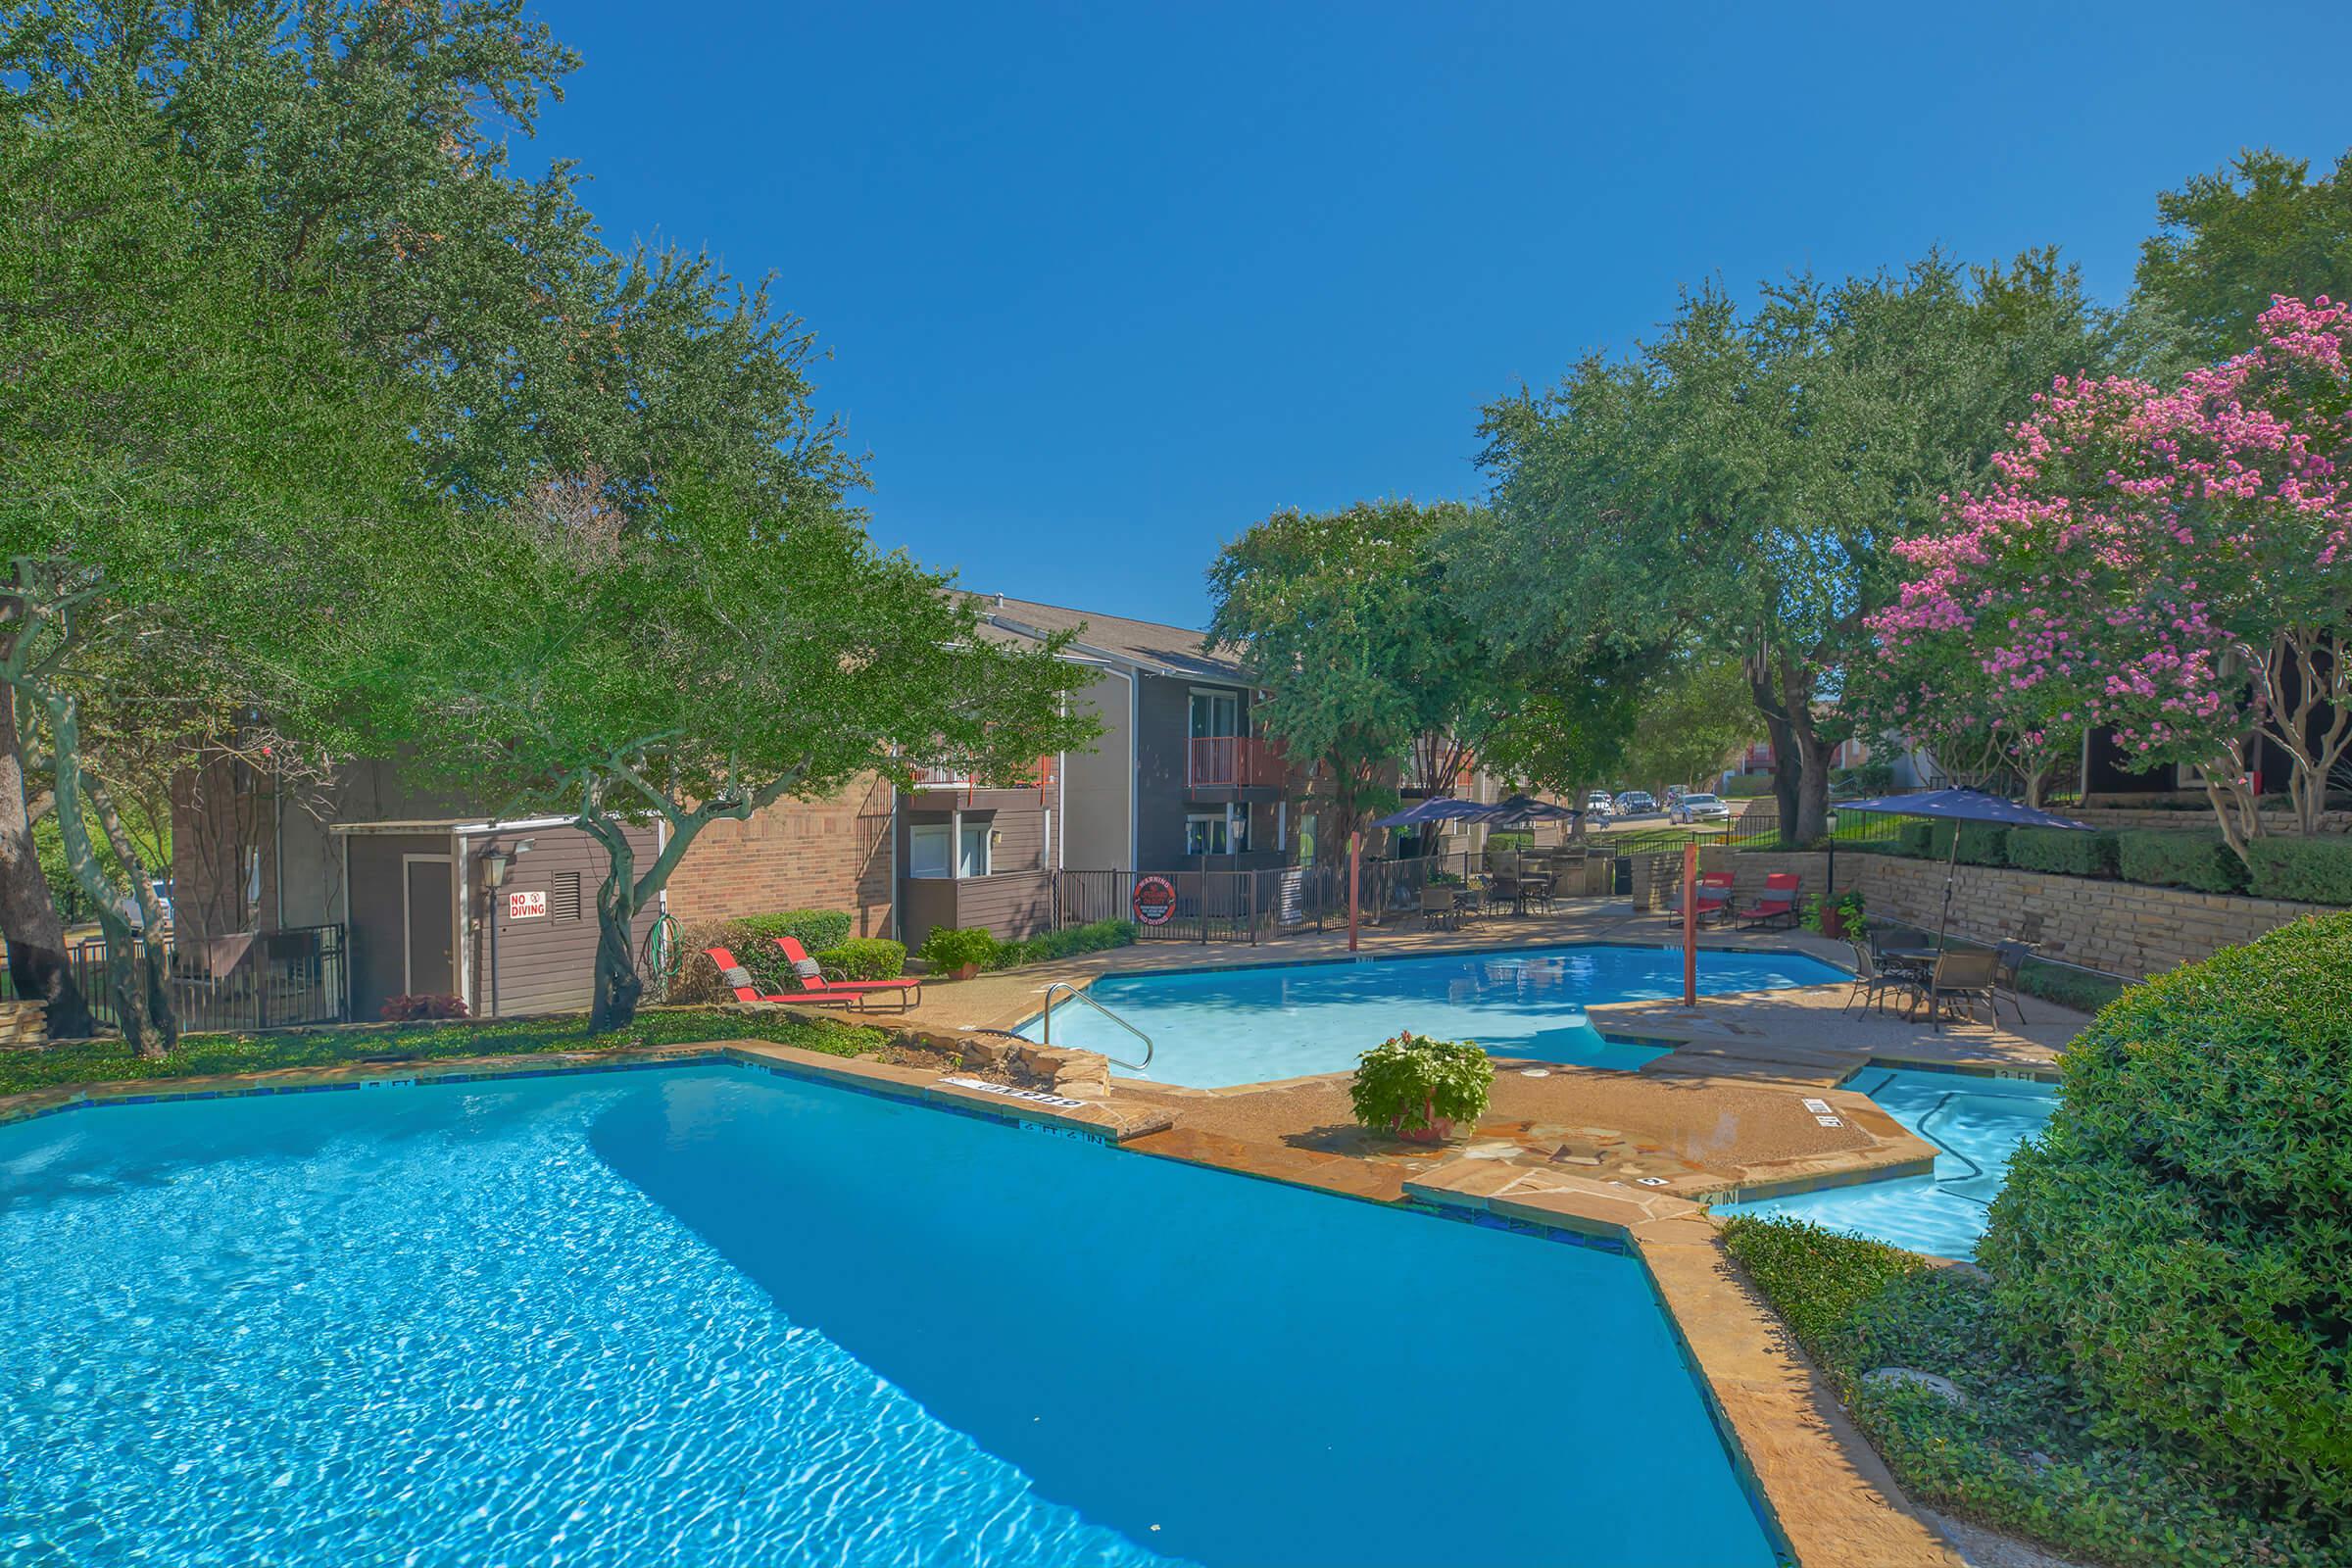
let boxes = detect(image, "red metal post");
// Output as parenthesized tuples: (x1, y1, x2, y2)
(1682, 841, 1698, 1007)
(1348, 830, 1361, 953)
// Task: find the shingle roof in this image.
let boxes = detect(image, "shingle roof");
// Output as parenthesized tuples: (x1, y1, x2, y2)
(973, 595, 1250, 682)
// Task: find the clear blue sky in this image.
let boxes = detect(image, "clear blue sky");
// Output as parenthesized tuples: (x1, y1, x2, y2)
(531, 1, 2346, 627)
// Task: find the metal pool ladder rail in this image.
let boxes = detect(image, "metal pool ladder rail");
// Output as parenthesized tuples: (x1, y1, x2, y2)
(1038, 982, 1154, 1071)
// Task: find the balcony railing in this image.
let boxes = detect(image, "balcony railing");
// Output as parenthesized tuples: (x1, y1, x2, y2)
(1187, 736, 1283, 788)
(910, 757, 1058, 792)
(911, 765, 972, 790)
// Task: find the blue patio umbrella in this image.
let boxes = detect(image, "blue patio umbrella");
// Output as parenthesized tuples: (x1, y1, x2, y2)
(1367, 797, 1492, 830)
(1838, 788, 2095, 951)
(1480, 793, 1579, 829)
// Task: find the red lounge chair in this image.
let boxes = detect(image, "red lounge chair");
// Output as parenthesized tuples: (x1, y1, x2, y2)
(770, 936, 925, 1011)
(1674, 871, 1735, 924)
(1737, 872, 1801, 929)
(703, 944, 922, 1013)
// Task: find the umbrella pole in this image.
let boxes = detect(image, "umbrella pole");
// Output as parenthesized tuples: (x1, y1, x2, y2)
(1936, 829, 1961, 954)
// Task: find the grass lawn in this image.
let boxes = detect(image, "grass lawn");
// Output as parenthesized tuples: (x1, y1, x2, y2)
(0, 1007, 891, 1100)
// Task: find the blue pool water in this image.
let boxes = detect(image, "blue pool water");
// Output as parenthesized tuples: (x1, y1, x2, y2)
(1717, 1067, 2059, 1259)
(0, 1064, 1778, 1568)
(1022, 944, 1848, 1087)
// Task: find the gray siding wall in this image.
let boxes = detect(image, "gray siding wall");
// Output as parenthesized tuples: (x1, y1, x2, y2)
(1060, 665, 1133, 870)
(463, 823, 660, 1018)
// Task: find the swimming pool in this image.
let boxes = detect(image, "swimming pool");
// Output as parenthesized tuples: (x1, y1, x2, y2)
(1715, 1066, 2058, 1258)
(1021, 944, 1848, 1088)
(0, 1063, 1779, 1568)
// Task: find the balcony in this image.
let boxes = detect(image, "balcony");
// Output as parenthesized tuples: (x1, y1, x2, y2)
(1187, 736, 1284, 790)
(910, 757, 1057, 793)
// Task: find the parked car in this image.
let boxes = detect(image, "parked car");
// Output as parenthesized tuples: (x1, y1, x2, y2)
(118, 878, 175, 932)
(1670, 793, 1732, 824)
(1613, 791, 1658, 816)
(1584, 790, 1613, 818)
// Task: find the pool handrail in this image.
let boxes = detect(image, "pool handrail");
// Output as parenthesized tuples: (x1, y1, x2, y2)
(1038, 981, 1153, 1071)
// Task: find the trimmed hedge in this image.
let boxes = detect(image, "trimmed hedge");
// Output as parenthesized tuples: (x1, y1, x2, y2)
(1726, 1215, 2342, 1567)
(2004, 825, 2120, 878)
(2245, 835, 2352, 905)
(1984, 913, 2352, 1533)
(1895, 820, 1936, 857)
(813, 938, 906, 981)
(2116, 828, 2250, 894)
(989, 918, 1137, 970)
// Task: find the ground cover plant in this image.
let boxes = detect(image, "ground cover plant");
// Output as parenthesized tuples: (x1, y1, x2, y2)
(0, 1008, 887, 1099)
(1723, 1216, 2340, 1568)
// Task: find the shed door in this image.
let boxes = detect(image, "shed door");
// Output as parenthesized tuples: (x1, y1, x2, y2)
(403, 856, 456, 997)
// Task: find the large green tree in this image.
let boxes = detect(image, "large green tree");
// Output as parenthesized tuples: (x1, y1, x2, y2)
(0, 107, 440, 1054)
(411, 479, 1094, 1029)
(1205, 500, 1517, 848)
(2135, 146, 2352, 368)
(1467, 252, 2114, 843)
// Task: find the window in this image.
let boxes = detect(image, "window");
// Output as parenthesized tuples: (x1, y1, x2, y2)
(1185, 806, 1248, 856)
(908, 821, 954, 878)
(958, 821, 992, 878)
(1185, 812, 1228, 857)
(1189, 689, 1240, 740)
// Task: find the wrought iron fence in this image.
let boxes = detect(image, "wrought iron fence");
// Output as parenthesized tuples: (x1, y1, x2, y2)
(1053, 848, 1623, 944)
(20, 924, 349, 1035)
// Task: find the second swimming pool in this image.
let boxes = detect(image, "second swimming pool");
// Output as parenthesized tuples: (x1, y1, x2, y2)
(1715, 1066, 2059, 1258)
(1020, 944, 1849, 1088)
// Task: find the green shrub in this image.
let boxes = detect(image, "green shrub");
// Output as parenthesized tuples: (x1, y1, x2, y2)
(1728, 1215, 2343, 1568)
(1348, 1032, 1493, 1136)
(989, 918, 1137, 970)
(1984, 913, 2352, 1530)
(1895, 820, 1936, 858)
(916, 925, 1001, 972)
(2244, 836, 2352, 905)
(1720, 774, 1776, 797)
(1915, 821, 2009, 865)
(2115, 828, 2250, 893)
(2014, 958, 2127, 1014)
(2004, 825, 2120, 878)
(812, 938, 906, 981)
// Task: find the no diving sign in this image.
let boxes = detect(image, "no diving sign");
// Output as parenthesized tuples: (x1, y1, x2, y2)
(1131, 874, 1178, 926)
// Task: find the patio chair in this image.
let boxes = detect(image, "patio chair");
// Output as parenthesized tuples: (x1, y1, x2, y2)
(704, 945, 795, 1005)
(768, 936, 925, 1012)
(1487, 871, 1519, 913)
(1419, 884, 1457, 931)
(1521, 873, 1555, 915)
(1736, 871, 1801, 929)
(1673, 870, 1735, 924)
(1992, 941, 2033, 1025)
(1917, 950, 1999, 1033)
(1844, 939, 1918, 1015)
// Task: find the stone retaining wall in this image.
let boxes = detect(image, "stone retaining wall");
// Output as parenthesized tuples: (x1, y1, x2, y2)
(0, 1000, 48, 1052)
(1633, 845, 2333, 979)
(1846, 854, 2334, 979)
(2071, 805, 2352, 835)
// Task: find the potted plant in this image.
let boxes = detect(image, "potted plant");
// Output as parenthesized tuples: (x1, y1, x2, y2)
(1801, 891, 1866, 942)
(916, 925, 1001, 981)
(1349, 1031, 1494, 1145)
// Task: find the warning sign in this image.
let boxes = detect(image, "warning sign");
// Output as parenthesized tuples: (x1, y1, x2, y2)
(1131, 874, 1178, 926)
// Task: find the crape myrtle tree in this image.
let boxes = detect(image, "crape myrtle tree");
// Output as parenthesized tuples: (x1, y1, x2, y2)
(0, 109, 438, 1054)
(1204, 500, 1521, 851)
(418, 475, 1095, 1030)
(2134, 147, 2352, 368)
(1467, 253, 2115, 845)
(1872, 296, 2352, 858)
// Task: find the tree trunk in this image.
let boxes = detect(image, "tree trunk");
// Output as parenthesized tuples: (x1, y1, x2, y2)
(45, 704, 176, 1056)
(590, 886, 643, 1032)
(0, 694, 95, 1037)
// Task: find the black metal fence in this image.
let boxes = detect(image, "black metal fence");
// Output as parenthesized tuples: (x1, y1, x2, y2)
(8, 924, 347, 1034)
(1603, 803, 1909, 853)
(1054, 847, 1622, 944)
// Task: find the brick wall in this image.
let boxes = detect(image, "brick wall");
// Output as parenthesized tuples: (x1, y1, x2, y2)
(0, 999, 48, 1051)
(665, 775, 897, 938)
(2070, 806, 2352, 835)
